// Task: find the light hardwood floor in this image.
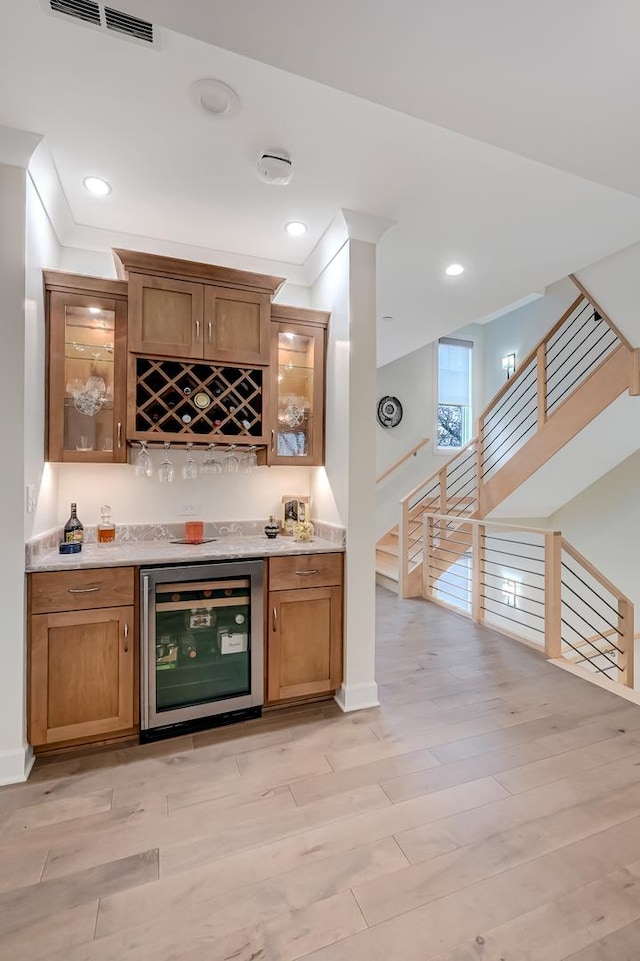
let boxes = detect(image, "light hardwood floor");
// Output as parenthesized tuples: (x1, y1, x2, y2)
(4, 587, 640, 960)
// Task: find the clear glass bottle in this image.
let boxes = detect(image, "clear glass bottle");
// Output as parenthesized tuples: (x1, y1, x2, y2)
(63, 502, 84, 544)
(97, 505, 116, 545)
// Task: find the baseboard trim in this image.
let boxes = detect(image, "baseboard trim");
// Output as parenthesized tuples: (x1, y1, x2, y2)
(335, 682, 380, 713)
(0, 745, 34, 786)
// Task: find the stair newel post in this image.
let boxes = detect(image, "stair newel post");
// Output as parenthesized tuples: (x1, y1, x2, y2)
(544, 532, 563, 659)
(536, 342, 548, 431)
(423, 514, 434, 600)
(471, 521, 483, 623)
(399, 497, 410, 598)
(618, 598, 635, 689)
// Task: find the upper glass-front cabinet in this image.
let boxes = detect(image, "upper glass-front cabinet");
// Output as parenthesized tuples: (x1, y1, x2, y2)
(46, 277, 128, 463)
(268, 319, 326, 466)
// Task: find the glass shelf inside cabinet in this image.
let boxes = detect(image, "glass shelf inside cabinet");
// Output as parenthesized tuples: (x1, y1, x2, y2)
(63, 305, 116, 454)
(275, 331, 315, 458)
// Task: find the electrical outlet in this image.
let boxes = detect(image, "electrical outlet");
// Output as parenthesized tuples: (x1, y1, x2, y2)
(179, 503, 201, 516)
(26, 484, 36, 514)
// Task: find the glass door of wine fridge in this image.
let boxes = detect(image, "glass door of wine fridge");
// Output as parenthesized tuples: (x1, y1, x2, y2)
(141, 560, 263, 737)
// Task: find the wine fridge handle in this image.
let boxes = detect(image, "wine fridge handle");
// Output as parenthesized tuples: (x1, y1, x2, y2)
(141, 575, 150, 730)
(117, 422, 123, 448)
(272, 606, 277, 632)
(123, 622, 129, 654)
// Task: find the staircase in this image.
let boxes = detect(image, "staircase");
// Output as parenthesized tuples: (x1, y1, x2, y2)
(376, 278, 639, 595)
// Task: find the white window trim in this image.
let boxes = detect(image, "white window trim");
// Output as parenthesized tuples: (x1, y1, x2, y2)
(432, 334, 482, 456)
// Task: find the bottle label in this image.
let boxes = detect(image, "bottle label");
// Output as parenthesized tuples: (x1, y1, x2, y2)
(65, 530, 83, 544)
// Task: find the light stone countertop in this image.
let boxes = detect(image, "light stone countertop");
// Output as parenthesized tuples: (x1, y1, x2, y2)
(26, 534, 344, 573)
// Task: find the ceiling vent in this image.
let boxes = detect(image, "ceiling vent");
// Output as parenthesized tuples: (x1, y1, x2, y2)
(42, 0, 158, 48)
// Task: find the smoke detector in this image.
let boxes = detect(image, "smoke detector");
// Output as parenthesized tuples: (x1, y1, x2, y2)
(256, 150, 293, 186)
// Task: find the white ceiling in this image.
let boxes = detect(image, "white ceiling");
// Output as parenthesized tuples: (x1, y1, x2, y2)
(3, 1, 640, 364)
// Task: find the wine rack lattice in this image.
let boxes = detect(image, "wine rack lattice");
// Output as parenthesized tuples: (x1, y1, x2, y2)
(134, 358, 264, 441)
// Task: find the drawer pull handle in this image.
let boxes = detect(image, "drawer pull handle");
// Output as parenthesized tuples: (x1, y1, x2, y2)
(68, 586, 101, 594)
(294, 570, 318, 576)
(272, 606, 277, 632)
(123, 623, 129, 653)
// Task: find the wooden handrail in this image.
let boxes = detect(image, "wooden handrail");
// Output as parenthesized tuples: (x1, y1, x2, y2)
(400, 437, 476, 506)
(424, 512, 559, 537)
(569, 274, 634, 351)
(376, 437, 429, 484)
(561, 538, 633, 606)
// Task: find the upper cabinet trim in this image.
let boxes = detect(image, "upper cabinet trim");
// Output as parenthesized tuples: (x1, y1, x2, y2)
(43, 270, 128, 298)
(113, 249, 286, 297)
(271, 303, 330, 328)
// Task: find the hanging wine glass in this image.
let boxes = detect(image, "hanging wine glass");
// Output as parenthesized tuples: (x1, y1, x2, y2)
(199, 443, 221, 475)
(134, 441, 153, 478)
(157, 442, 175, 483)
(182, 443, 198, 481)
(246, 446, 258, 472)
(223, 445, 240, 475)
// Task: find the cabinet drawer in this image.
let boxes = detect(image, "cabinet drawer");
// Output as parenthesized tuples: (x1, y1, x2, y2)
(269, 553, 342, 591)
(30, 567, 135, 614)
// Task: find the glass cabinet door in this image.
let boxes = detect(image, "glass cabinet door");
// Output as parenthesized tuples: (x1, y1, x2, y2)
(269, 322, 325, 465)
(154, 575, 252, 714)
(47, 291, 127, 463)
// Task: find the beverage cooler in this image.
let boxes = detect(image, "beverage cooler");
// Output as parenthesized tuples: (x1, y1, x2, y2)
(140, 560, 263, 740)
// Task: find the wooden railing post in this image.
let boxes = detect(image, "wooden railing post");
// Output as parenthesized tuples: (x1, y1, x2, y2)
(438, 468, 447, 514)
(399, 499, 410, 598)
(471, 522, 483, 623)
(630, 347, 640, 397)
(544, 532, 562, 659)
(536, 343, 547, 431)
(618, 598, 635, 688)
(475, 432, 484, 517)
(423, 515, 434, 600)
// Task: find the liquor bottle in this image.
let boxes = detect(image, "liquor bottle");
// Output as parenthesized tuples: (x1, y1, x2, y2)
(97, 505, 116, 545)
(64, 503, 84, 544)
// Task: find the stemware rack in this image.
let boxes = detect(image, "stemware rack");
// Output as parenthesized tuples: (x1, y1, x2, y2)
(131, 357, 266, 446)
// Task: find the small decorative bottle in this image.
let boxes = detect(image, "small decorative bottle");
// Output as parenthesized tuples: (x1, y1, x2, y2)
(63, 502, 84, 544)
(97, 505, 116, 545)
(264, 515, 280, 539)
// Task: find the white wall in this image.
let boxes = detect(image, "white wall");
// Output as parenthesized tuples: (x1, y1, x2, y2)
(550, 450, 640, 611)
(481, 277, 578, 405)
(311, 236, 379, 711)
(55, 460, 311, 528)
(575, 241, 640, 348)
(375, 322, 483, 538)
(25, 174, 61, 540)
(0, 163, 31, 783)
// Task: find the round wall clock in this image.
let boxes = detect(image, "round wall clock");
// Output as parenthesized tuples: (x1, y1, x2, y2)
(377, 395, 403, 428)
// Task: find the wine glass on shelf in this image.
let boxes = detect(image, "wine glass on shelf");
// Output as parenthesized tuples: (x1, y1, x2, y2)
(134, 441, 153, 478)
(223, 445, 239, 475)
(182, 443, 198, 481)
(158, 443, 175, 483)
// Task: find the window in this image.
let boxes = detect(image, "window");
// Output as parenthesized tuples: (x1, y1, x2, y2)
(437, 337, 473, 449)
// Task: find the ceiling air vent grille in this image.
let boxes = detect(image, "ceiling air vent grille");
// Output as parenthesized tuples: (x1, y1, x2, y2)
(49, 0, 100, 24)
(104, 7, 153, 44)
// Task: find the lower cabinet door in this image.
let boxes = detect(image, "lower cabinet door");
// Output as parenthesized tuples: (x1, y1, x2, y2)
(268, 587, 343, 702)
(29, 606, 135, 748)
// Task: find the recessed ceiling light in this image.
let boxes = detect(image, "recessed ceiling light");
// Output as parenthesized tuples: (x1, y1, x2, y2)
(83, 176, 111, 197)
(188, 79, 241, 119)
(445, 263, 465, 277)
(285, 221, 307, 237)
